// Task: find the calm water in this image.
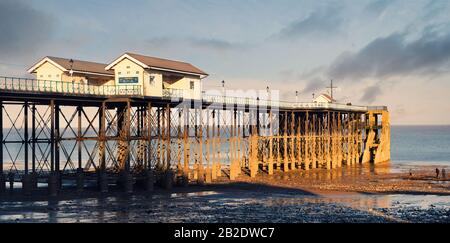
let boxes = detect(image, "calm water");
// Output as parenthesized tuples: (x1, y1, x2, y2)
(391, 125, 450, 166)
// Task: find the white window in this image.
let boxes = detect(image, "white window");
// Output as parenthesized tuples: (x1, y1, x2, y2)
(136, 71, 139, 74)
(190, 81, 195, 90)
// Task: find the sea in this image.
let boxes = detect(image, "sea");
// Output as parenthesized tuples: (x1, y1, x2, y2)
(391, 125, 450, 167)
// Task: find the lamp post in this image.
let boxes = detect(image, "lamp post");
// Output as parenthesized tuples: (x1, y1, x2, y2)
(221, 80, 225, 103)
(295, 90, 299, 103)
(69, 59, 74, 79)
(69, 59, 74, 93)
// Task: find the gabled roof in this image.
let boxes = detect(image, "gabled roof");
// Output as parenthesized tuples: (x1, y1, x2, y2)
(28, 56, 114, 77)
(105, 52, 208, 77)
(315, 93, 336, 102)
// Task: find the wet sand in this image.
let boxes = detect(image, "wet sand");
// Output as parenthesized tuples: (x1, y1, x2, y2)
(0, 163, 449, 223)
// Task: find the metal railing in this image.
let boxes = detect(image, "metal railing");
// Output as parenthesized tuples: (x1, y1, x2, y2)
(0, 76, 142, 96)
(368, 106, 388, 111)
(0, 76, 374, 112)
(202, 94, 369, 112)
(162, 88, 184, 98)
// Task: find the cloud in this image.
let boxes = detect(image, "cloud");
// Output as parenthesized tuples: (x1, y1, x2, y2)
(277, 4, 344, 39)
(359, 85, 382, 104)
(422, 0, 450, 21)
(145, 37, 176, 49)
(328, 27, 450, 81)
(364, 0, 395, 18)
(188, 38, 247, 51)
(303, 78, 326, 94)
(0, 0, 54, 57)
(145, 36, 247, 52)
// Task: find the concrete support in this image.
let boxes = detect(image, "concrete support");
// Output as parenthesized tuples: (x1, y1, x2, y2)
(22, 174, 33, 196)
(120, 170, 133, 193)
(76, 168, 84, 193)
(143, 170, 154, 191)
(48, 172, 58, 197)
(163, 171, 174, 190)
(0, 174, 5, 195)
(98, 170, 108, 193)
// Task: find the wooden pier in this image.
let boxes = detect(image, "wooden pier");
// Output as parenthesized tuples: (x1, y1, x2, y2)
(0, 77, 390, 196)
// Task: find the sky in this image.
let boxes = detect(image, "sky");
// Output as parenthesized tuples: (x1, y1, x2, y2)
(1, 0, 450, 125)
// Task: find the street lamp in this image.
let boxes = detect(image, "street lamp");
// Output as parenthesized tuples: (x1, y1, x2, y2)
(69, 59, 74, 79)
(295, 91, 299, 103)
(69, 59, 74, 93)
(221, 80, 225, 103)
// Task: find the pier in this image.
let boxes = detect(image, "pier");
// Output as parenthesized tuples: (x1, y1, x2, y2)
(0, 76, 390, 196)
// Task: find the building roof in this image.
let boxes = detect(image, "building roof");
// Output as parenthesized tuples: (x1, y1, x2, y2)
(28, 56, 114, 77)
(314, 93, 336, 103)
(105, 52, 208, 77)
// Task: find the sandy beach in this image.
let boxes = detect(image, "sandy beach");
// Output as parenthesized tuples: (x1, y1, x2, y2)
(1, 162, 449, 223)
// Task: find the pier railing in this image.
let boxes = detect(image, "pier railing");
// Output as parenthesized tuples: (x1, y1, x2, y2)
(162, 88, 184, 98)
(0, 76, 370, 111)
(202, 94, 369, 112)
(0, 76, 141, 96)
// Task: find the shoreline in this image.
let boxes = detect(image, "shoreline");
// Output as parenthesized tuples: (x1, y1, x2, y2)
(1, 163, 449, 223)
(1, 162, 449, 201)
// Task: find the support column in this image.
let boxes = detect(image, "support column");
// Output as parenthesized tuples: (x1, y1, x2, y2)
(76, 106, 84, 192)
(337, 112, 343, 167)
(22, 102, 32, 195)
(48, 100, 58, 197)
(0, 101, 5, 194)
(183, 105, 190, 179)
(98, 102, 108, 193)
(326, 112, 331, 170)
(144, 102, 154, 191)
(291, 112, 295, 169)
(268, 110, 274, 175)
(211, 110, 217, 181)
(304, 112, 310, 170)
(250, 109, 258, 178)
(216, 109, 222, 178)
(31, 104, 37, 190)
(229, 109, 237, 180)
(121, 101, 133, 193)
(311, 114, 317, 169)
(283, 111, 289, 172)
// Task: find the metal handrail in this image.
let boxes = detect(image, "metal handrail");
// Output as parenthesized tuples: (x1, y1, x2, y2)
(162, 88, 184, 98)
(368, 106, 388, 111)
(0, 76, 374, 111)
(0, 76, 142, 96)
(202, 94, 369, 111)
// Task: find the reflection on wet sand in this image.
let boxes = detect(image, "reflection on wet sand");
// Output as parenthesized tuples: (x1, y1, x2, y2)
(1, 184, 449, 223)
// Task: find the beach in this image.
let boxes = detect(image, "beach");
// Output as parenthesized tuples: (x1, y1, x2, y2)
(1, 162, 449, 223)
